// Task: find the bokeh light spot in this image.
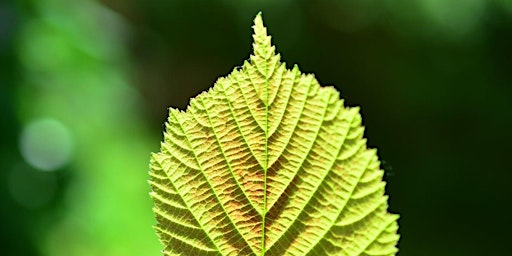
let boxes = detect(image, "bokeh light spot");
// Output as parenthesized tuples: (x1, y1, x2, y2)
(8, 164, 57, 209)
(418, 0, 485, 37)
(20, 118, 74, 171)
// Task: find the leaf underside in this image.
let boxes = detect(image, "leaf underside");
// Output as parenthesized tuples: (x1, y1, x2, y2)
(149, 12, 399, 256)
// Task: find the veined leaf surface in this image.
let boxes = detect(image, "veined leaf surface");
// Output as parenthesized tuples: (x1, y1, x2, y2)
(149, 12, 399, 256)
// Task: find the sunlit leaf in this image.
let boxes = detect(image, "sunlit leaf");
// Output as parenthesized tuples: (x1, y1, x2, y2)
(150, 12, 399, 256)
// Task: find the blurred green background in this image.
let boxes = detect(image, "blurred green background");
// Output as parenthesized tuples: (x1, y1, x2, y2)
(1, 0, 511, 255)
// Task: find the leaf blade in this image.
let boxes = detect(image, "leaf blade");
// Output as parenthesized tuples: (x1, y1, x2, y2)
(150, 12, 399, 256)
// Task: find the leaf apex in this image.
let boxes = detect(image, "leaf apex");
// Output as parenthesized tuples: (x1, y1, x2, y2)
(252, 11, 271, 50)
(254, 11, 263, 26)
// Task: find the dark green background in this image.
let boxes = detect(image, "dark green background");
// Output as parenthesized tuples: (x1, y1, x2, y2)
(1, 0, 511, 255)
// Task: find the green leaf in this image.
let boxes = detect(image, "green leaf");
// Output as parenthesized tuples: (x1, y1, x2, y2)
(149, 12, 399, 256)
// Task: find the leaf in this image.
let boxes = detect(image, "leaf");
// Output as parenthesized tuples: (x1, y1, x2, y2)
(149, 12, 399, 256)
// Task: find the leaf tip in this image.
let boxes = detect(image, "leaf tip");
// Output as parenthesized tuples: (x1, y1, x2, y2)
(255, 11, 263, 22)
(252, 11, 266, 36)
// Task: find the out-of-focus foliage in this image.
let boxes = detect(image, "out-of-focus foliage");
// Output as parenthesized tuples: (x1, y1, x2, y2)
(8, 0, 160, 255)
(0, 1, 41, 254)
(1, 0, 511, 255)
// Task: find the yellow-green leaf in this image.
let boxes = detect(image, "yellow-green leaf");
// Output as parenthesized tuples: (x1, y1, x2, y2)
(149, 12, 399, 256)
